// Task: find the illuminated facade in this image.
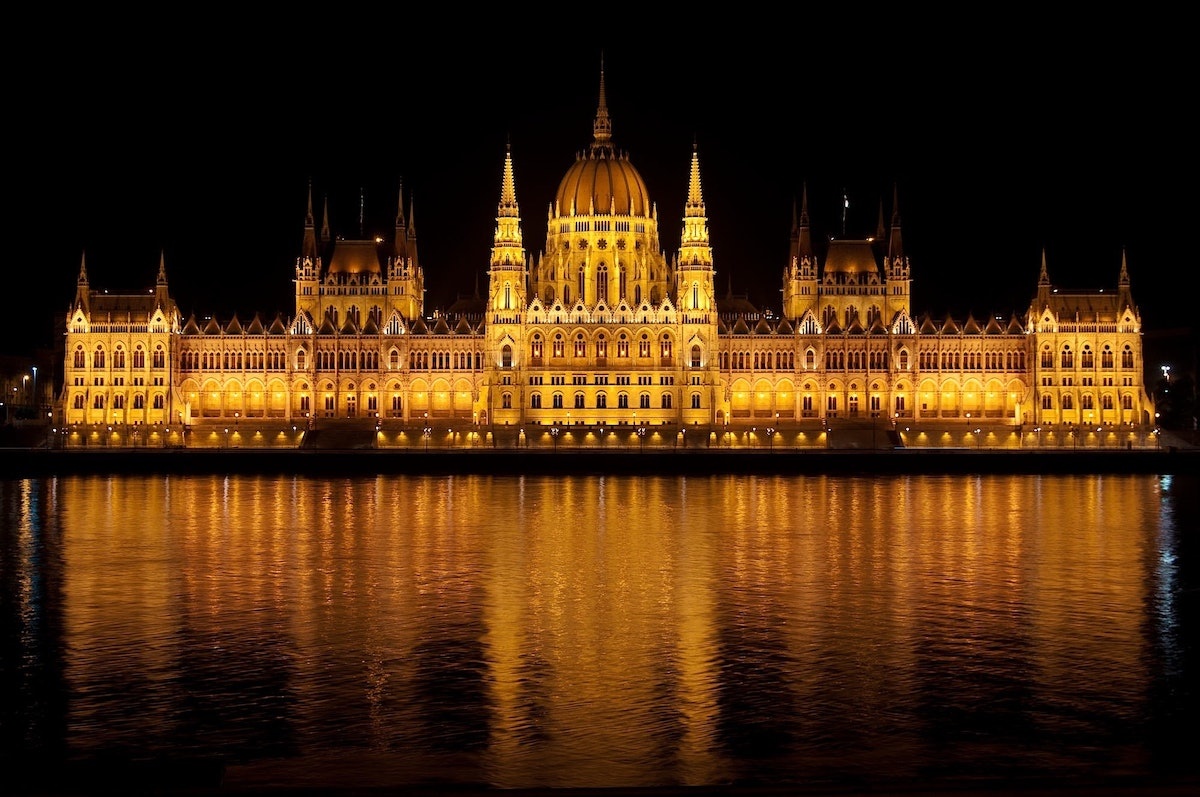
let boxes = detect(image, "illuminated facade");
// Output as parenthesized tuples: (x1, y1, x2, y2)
(56, 68, 1156, 449)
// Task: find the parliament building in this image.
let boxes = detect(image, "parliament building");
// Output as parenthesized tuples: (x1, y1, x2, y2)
(55, 69, 1157, 451)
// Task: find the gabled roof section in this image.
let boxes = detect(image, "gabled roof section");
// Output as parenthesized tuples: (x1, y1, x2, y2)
(361, 315, 381, 335)
(410, 316, 429, 334)
(202, 317, 223, 335)
(432, 315, 452, 334)
(775, 317, 794, 335)
(1005, 314, 1026, 334)
(918, 314, 939, 334)
(983, 315, 1005, 334)
(245, 314, 266, 335)
(962, 314, 982, 334)
(754, 317, 773, 335)
(225, 314, 244, 335)
(731, 316, 752, 335)
(454, 316, 474, 334)
(940, 316, 961, 335)
(182, 314, 202, 334)
(268, 314, 289, 335)
(317, 315, 339, 335)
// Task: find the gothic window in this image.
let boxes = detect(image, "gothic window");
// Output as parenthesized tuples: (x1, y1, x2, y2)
(552, 393, 564, 409)
(691, 393, 701, 409)
(93, 394, 105, 409)
(531, 335, 543, 360)
(153, 394, 164, 409)
(597, 263, 608, 303)
(133, 347, 145, 369)
(575, 334, 586, 357)
(618, 334, 629, 358)
(1061, 346, 1074, 369)
(94, 346, 105, 369)
(502, 393, 512, 409)
(1102, 394, 1113, 410)
(1041, 346, 1053, 368)
(1081, 347, 1094, 369)
(1042, 394, 1053, 409)
(574, 392, 585, 409)
(639, 335, 650, 358)
(1062, 394, 1074, 410)
(73, 394, 84, 409)
(133, 394, 144, 409)
(660, 335, 672, 360)
(297, 350, 307, 370)
(502, 344, 513, 368)
(531, 393, 542, 409)
(661, 393, 672, 409)
(74, 347, 85, 368)
(597, 392, 607, 408)
(390, 350, 400, 370)
(1101, 347, 1114, 368)
(691, 345, 701, 368)
(1122, 347, 1134, 368)
(596, 335, 607, 359)
(639, 393, 650, 409)
(553, 334, 564, 358)
(113, 347, 125, 369)
(578, 266, 585, 303)
(1122, 394, 1132, 410)
(1082, 394, 1094, 410)
(618, 393, 629, 409)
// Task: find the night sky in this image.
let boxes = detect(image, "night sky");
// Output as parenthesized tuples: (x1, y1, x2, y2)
(12, 17, 1192, 358)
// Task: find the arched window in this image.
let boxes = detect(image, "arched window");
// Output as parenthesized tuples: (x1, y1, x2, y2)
(553, 334, 564, 358)
(531, 335, 543, 360)
(153, 346, 165, 369)
(552, 393, 563, 409)
(661, 393, 672, 409)
(113, 347, 125, 369)
(153, 394, 164, 409)
(618, 393, 629, 409)
(1042, 394, 1053, 409)
(296, 349, 307, 370)
(94, 346, 105, 369)
(691, 345, 701, 368)
(531, 393, 542, 409)
(691, 393, 701, 409)
(132, 347, 145, 369)
(501, 344, 513, 368)
(574, 334, 586, 357)
(74, 347, 85, 368)
(1061, 346, 1073, 369)
(597, 263, 608, 303)
(574, 392, 585, 409)
(1062, 394, 1074, 410)
(597, 392, 607, 408)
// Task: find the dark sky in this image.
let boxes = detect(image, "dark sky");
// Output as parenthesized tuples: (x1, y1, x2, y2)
(12, 16, 1192, 357)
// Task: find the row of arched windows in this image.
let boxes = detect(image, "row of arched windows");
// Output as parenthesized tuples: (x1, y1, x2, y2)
(1041, 393, 1134, 410)
(1040, 344, 1135, 369)
(528, 391, 676, 410)
(73, 393, 166, 410)
(73, 345, 166, 369)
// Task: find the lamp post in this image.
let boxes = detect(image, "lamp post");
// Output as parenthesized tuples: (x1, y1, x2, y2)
(551, 425, 559, 452)
(423, 424, 432, 451)
(766, 426, 775, 451)
(637, 425, 646, 452)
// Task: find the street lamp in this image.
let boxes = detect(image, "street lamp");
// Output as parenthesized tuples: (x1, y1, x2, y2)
(766, 427, 775, 450)
(31, 366, 37, 411)
(550, 425, 559, 452)
(1161, 364, 1171, 383)
(423, 425, 432, 451)
(637, 425, 646, 451)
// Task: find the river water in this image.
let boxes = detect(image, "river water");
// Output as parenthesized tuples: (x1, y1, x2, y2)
(2, 472, 1197, 793)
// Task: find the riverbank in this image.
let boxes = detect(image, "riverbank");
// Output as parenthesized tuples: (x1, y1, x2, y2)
(3, 445, 1199, 477)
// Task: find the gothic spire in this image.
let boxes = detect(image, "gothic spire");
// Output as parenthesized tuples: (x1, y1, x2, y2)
(887, 184, 904, 262)
(592, 52, 612, 147)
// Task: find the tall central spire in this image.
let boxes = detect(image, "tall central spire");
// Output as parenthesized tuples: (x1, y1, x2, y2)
(591, 53, 612, 150)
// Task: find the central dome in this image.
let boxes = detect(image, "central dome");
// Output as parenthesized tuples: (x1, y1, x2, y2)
(556, 149, 650, 217)
(553, 61, 650, 218)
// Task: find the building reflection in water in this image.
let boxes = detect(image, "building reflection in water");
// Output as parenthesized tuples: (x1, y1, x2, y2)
(1, 472, 1191, 791)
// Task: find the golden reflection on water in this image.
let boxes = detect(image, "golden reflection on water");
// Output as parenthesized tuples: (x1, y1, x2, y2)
(20, 472, 1175, 789)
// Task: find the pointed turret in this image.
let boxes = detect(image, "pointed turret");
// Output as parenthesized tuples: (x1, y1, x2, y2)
(676, 141, 715, 313)
(1117, 248, 1135, 313)
(1036, 248, 1052, 309)
(302, 179, 318, 262)
(74, 251, 90, 315)
(783, 184, 817, 320)
(488, 142, 527, 314)
(393, 178, 410, 265)
(886, 184, 904, 263)
(155, 249, 171, 310)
